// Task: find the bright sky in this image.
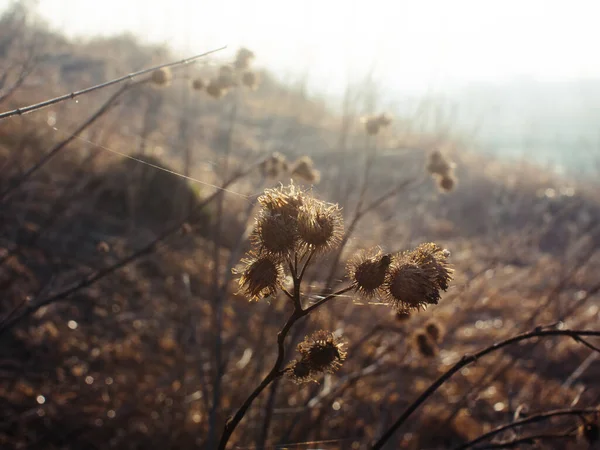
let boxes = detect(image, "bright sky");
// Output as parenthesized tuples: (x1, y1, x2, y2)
(8, 0, 600, 95)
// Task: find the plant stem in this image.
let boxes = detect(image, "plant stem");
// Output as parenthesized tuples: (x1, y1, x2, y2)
(371, 328, 600, 449)
(217, 309, 302, 449)
(454, 410, 596, 450)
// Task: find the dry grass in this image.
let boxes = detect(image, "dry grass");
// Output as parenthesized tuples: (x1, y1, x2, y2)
(0, 8, 599, 450)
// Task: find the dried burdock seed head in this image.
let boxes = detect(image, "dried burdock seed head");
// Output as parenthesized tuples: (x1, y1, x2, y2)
(362, 113, 392, 135)
(413, 330, 438, 358)
(384, 243, 452, 312)
(253, 211, 298, 257)
(410, 243, 453, 291)
(241, 71, 259, 90)
(206, 78, 227, 99)
(259, 152, 289, 179)
(437, 173, 457, 193)
(424, 319, 445, 343)
(191, 78, 205, 91)
(291, 156, 321, 184)
(579, 420, 599, 445)
(258, 183, 306, 220)
(426, 150, 453, 177)
(150, 67, 172, 87)
(386, 262, 436, 311)
(364, 116, 381, 136)
(297, 330, 346, 374)
(217, 65, 237, 89)
(286, 359, 315, 384)
(235, 252, 283, 301)
(347, 248, 393, 299)
(376, 112, 392, 127)
(234, 47, 255, 70)
(297, 198, 343, 253)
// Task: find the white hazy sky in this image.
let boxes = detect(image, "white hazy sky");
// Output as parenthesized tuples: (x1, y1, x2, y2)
(7, 0, 600, 94)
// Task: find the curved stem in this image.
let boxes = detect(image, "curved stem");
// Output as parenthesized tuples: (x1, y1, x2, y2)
(217, 309, 302, 449)
(371, 328, 600, 449)
(302, 285, 354, 315)
(453, 409, 596, 450)
(0, 46, 226, 120)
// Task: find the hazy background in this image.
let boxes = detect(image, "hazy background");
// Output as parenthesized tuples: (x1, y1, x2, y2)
(11, 0, 597, 174)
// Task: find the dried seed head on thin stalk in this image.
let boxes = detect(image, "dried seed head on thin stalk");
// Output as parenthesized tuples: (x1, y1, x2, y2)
(426, 150, 454, 177)
(206, 78, 228, 98)
(424, 319, 445, 343)
(191, 78, 205, 91)
(259, 152, 288, 179)
(285, 359, 315, 384)
(253, 211, 298, 258)
(235, 252, 283, 301)
(297, 330, 346, 374)
(234, 47, 255, 70)
(362, 113, 392, 135)
(217, 65, 237, 89)
(437, 173, 457, 193)
(384, 243, 452, 312)
(297, 198, 343, 253)
(410, 243, 453, 291)
(413, 329, 438, 358)
(258, 183, 307, 220)
(347, 248, 393, 299)
(291, 156, 321, 184)
(242, 71, 259, 90)
(150, 67, 172, 87)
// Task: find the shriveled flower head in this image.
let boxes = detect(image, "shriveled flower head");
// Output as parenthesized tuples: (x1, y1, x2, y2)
(376, 113, 392, 127)
(384, 243, 452, 312)
(259, 152, 289, 179)
(291, 156, 321, 184)
(150, 67, 172, 87)
(217, 65, 237, 89)
(413, 329, 438, 358)
(241, 71, 259, 90)
(257, 183, 306, 220)
(253, 211, 298, 258)
(297, 198, 343, 253)
(364, 116, 381, 136)
(426, 150, 454, 177)
(286, 359, 315, 384)
(191, 78, 205, 91)
(437, 173, 457, 193)
(362, 113, 393, 135)
(297, 330, 346, 374)
(206, 78, 228, 99)
(424, 319, 445, 343)
(234, 47, 255, 70)
(347, 248, 393, 299)
(235, 252, 283, 301)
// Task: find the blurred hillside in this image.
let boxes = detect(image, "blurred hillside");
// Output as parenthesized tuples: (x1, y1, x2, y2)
(1, 4, 599, 450)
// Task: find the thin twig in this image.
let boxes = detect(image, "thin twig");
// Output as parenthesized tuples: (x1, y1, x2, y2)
(0, 157, 264, 337)
(371, 329, 600, 449)
(0, 82, 133, 202)
(302, 285, 354, 315)
(453, 409, 596, 450)
(475, 428, 577, 449)
(0, 46, 226, 120)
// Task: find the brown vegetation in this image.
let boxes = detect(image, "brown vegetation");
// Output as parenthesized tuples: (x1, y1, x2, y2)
(0, 5, 599, 450)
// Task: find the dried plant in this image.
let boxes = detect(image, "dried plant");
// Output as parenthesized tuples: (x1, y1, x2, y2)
(218, 183, 454, 448)
(150, 67, 172, 87)
(290, 155, 321, 184)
